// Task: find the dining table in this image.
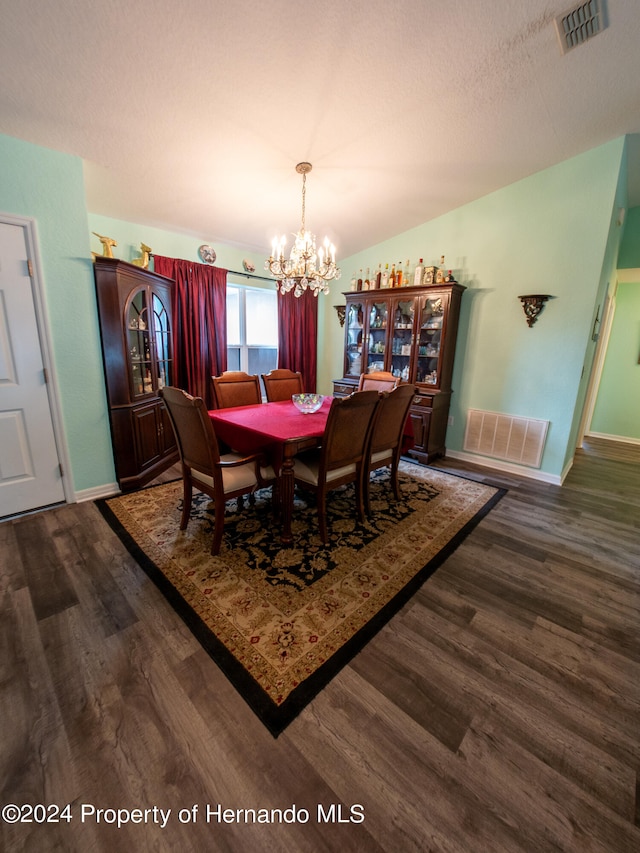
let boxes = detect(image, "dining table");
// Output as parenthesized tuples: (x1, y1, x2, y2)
(209, 396, 333, 545)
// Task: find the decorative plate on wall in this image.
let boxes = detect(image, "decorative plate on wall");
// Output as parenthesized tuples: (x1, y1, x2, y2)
(198, 244, 216, 264)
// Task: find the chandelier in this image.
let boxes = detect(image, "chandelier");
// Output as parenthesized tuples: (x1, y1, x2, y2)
(265, 162, 341, 297)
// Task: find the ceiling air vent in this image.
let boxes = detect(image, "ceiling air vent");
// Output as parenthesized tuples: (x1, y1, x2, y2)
(555, 0, 607, 54)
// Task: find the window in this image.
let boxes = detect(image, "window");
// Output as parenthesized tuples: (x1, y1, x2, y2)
(226, 284, 278, 378)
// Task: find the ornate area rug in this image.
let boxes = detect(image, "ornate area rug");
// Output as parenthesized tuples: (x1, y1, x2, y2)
(97, 461, 505, 736)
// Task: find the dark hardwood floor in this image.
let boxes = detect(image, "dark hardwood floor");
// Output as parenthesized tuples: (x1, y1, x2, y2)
(1, 437, 638, 852)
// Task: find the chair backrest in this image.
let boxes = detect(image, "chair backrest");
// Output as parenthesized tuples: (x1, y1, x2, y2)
(262, 369, 304, 402)
(320, 390, 381, 476)
(160, 386, 221, 476)
(368, 384, 416, 459)
(211, 371, 261, 409)
(358, 370, 399, 392)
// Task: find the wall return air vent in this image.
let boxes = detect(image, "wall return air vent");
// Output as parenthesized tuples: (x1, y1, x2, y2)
(555, 0, 607, 54)
(463, 409, 550, 469)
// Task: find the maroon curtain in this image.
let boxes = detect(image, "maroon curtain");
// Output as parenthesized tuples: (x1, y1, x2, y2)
(277, 288, 318, 392)
(153, 255, 227, 409)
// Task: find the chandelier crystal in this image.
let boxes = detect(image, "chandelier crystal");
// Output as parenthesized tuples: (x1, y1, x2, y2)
(265, 162, 341, 297)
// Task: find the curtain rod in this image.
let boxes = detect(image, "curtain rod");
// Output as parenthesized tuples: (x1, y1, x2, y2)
(149, 254, 274, 284)
(226, 268, 275, 284)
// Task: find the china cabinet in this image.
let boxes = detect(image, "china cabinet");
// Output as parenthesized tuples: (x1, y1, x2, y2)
(333, 282, 465, 463)
(94, 257, 178, 491)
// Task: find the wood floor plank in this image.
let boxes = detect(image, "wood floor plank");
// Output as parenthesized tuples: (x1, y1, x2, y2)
(13, 513, 79, 621)
(457, 717, 640, 853)
(400, 600, 640, 769)
(357, 604, 637, 820)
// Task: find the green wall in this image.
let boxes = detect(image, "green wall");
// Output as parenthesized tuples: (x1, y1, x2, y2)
(0, 133, 115, 493)
(617, 205, 640, 268)
(325, 138, 626, 479)
(590, 279, 640, 440)
(592, 200, 640, 442)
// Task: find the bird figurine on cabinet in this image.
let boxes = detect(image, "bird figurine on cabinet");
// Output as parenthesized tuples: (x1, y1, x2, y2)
(132, 243, 152, 269)
(92, 232, 117, 258)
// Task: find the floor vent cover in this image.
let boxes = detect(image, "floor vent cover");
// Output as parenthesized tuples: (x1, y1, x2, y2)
(555, 0, 606, 54)
(463, 409, 549, 468)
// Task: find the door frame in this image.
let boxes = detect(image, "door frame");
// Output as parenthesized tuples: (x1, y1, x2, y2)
(576, 277, 618, 447)
(2, 212, 74, 508)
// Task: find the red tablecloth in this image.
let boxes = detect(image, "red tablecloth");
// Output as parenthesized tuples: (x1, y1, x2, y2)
(209, 397, 333, 469)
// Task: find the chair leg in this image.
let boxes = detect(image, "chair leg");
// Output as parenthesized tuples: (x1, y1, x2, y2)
(317, 488, 329, 545)
(390, 460, 400, 501)
(363, 468, 372, 516)
(211, 501, 225, 556)
(180, 480, 192, 530)
(355, 472, 366, 524)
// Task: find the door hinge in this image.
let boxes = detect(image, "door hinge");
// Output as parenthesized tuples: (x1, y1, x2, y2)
(43, 367, 49, 384)
(27, 259, 34, 277)
(58, 463, 64, 477)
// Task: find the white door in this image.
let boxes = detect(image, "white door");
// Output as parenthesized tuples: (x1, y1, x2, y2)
(0, 219, 66, 517)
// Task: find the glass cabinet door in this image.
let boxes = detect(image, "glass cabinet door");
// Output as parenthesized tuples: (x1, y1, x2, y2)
(152, 292, 172, 390)
(366, 300, 389, 373)
(127, 288, 152, 397)
(416, 293, 447, 386)
(390, 298, 416, 382)
(345, 301, 364, 377)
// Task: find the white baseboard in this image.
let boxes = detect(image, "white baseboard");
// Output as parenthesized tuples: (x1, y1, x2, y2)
(74, 482, 120, 503)
(446, 449, 563, 485)
(586, 431, 640, 446)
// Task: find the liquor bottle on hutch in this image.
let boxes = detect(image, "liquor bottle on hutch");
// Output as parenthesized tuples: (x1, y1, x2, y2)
(357, 268, 363, 291)
(374, 263, 382, 289)
(403, 259, 411, 287)
(389, 263, 397, 287)
(381, 263, 390, 288)
(363, 267, 370, 291)
(413, 258, 424, 287)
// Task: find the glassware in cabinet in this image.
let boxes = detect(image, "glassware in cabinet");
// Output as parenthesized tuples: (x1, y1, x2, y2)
(366, 300, 388, 372)
(152, 291, 172, 390)
(416, 293, 447, 386)
(390, 298, 415, 381)
(127, 289, 152, 396)
(345, 300, 364, 377)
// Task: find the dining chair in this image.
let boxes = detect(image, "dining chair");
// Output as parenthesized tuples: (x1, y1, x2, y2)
(261, 368, 304, 402)
(358, 370, 399, 392)
(363, 383, 416, 515)
(211, 371, 262, 409)
(160, 387, 275, 555)
(292, 390, 381, 544)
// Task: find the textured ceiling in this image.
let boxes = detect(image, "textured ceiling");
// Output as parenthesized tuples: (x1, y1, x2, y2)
(1, 0, 639, 261)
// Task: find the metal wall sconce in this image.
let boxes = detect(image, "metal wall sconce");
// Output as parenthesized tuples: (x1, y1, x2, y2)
(518, 294, 551, 328)
(333, 305, 346, 327)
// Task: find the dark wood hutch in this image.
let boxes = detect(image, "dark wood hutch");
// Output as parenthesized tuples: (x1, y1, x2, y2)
(333, 281, 465, 464)
(94, 256, 178, 491)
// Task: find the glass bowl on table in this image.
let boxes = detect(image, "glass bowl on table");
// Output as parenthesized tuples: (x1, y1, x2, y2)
(291, 393, 324, 414)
